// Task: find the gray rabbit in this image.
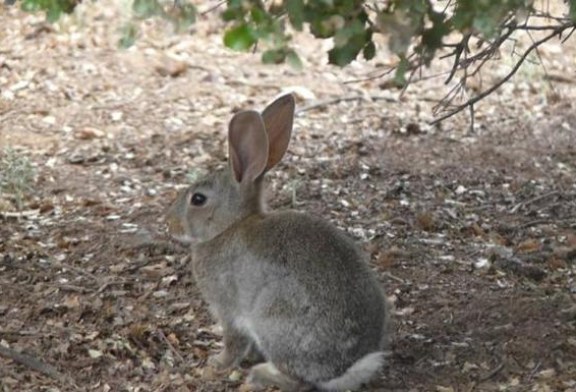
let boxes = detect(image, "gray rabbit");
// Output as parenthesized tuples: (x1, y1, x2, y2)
(166, 94, 390, 391)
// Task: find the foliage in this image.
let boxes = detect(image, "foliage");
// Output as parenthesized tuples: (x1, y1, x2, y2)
(19, 0, 77, 22)
(0, 148, 36, 210)
(8, 0, 576, 122)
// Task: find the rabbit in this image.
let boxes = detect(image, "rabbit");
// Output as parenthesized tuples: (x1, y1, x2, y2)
(166, 94, 390, 391)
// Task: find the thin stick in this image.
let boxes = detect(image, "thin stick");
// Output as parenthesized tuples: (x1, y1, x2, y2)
(468, 104, 475, 133)
(478, 361, 504, 382)
(200, 0, 226, 16)
(0, 344, 64, 381)
(431, 25, 572, 125)
(381, 271, 406, 284)
(296, 95, 396, 114)
(510, 190, 560, 214)
(157, 330, 185, 364)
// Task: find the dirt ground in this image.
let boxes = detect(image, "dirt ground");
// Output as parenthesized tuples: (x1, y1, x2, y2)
(1, 2, 576, 392)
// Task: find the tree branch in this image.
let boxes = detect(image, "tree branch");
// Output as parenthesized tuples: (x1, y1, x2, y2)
(0, 344, 65, 381)
(430, 25, 572, 125)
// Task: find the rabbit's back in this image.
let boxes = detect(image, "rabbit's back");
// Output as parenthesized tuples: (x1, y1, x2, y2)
(194, 211, 388, 384)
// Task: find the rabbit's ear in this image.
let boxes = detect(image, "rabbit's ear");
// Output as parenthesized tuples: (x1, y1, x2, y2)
(262, 94, 295, 171)
(228, 110, 269, 184)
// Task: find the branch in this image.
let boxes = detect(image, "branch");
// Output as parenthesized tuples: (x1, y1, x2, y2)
(444, 33, 471, 84)
(296, 94, 397, 114)
(430, 25, 573, 125)
(0, 344, 65, 381)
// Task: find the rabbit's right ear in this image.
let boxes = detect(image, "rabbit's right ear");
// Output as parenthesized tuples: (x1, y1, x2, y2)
(262, 94, 295, 171)
(228, 110, 269, 184)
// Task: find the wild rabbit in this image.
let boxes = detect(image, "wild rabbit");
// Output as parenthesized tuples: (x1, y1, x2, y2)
(166, 94, 390, 391)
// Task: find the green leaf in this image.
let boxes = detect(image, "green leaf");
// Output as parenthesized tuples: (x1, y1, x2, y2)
(363, 41, 376, 60)
(472, 14, 499, 37)
(571, 0, 576, 22)
(132, 0, 164, 18)
(286, 50, 303, 70)
(393, 56, 409, 87)
(333, 20, 364, 48)
(21, 0, 40, 12)
(251, 6, 272, 26)
(20, 0, 77, 22)
(171, 4, 196, 33)
(262, 49, 286, 64)
(420, 11, 450, 64)
(310, 14, 342, 39)
(377, 9, 419, 55)
(329, 25, 369, 67)
(328, 43, 359, 66)
(119, 23, 138, 48)
(221, 8, 238, 21)
(224, 23, 257, 51)
(46, 6, 63, 22)
(285, 0, 304, 31)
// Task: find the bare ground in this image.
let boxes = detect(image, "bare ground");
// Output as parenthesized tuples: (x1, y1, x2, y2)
(1, 3, 576, 392)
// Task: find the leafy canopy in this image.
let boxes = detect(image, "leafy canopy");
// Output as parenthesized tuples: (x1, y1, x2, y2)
(8, 0, 576, 121)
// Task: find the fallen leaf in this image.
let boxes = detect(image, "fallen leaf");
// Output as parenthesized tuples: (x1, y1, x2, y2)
(547, 256, 567, 270)
(63, 295, 81, 309)
(416, 212, 435, 232)
(516, 238, 541, 254)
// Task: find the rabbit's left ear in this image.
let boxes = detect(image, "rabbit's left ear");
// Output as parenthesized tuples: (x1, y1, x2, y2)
(261, 94, 295, 172)
(228, 110, 269, 184)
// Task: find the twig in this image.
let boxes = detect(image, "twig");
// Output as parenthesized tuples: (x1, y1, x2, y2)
(199, 0, 226, 16)
(561, 26, 576, 43)
(296, 94, 396, 114)
(381, 271, 406, 284)
(343, 67, 396, 84)
(157, 330, 185, 364)
(515, 219, 554, 231)
(90, 279, 132, 298)
(526, 359, 542, 381)
(430, 25, 572, 125)
(468, 103, 475, 133)
(526, 30, 555, 94)
(544, 73, 576, 84)
(0, 209, 40, 219)
(49, 260, 99, 282)
(0, 330, 42, 337)
(510, 190, 560, 214)
(0, 344, 64, 381)
(444, 33, 471, 85)
(478, 361, 504, 382)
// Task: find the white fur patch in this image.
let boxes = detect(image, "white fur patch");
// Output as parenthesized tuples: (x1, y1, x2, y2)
(318, 352, 385, 391)
(259, 362, 281, 376)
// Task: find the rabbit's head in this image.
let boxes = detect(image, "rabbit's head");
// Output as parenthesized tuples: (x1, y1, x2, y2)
(166, 94, 295, 244)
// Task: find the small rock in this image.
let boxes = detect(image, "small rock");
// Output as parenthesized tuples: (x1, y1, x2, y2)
(228, 370, 242, 382)
(155, 58, 188, 78)
(110, 111, 123, 122)
(88, 349, 103, 359)
(455, 185, 467, 195)
(537, 368, 556, 379)
(474, 258, 491, 269)
(74, 127, 105, 140)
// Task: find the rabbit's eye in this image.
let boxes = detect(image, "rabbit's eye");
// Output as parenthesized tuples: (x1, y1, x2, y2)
(190, 192, 207, 206)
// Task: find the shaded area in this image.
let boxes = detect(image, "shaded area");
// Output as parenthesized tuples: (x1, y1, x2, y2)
(1, 3, 576, 391)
